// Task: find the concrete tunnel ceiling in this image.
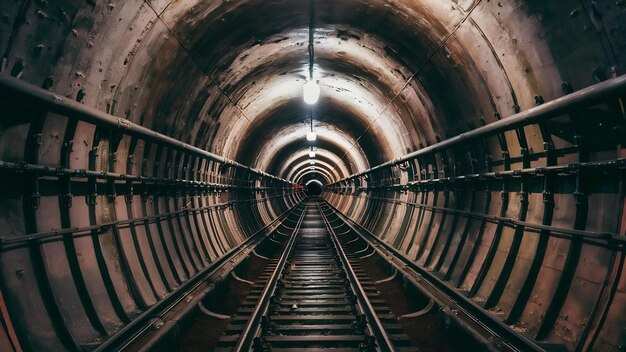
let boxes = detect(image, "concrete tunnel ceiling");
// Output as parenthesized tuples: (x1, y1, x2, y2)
(127, 0, 612, 184)
(60, 0, 569, 185)
(5, 0, 615, 183)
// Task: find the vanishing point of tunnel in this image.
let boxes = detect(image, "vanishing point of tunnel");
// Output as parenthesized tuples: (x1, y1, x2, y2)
(0, 0, 625, 351)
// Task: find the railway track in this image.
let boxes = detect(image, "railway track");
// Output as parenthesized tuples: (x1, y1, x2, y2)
(106, 197, 546, 352)
(216, 199, 412, 351)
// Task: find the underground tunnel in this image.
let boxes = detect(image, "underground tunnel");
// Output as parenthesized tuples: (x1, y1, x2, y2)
(0, 0, 625, 351)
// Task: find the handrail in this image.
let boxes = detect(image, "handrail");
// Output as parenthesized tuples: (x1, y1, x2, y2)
(0, 76, 290, 183)
(321, 200, 545, 352)
(319, 202, 396, 351)
(361, 195, 625, 246)
(0, 160, 294, 189)
(333, 74, 626, 183)
(0, 193, 299, 248)
(95, 200, 303, 352)
(233, 204, 306, 351)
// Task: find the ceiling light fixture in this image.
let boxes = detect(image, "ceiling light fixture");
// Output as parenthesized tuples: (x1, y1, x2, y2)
(303, 80, 320, 105)
(309, 160, 315, 165)
(309, 151, 316, 158)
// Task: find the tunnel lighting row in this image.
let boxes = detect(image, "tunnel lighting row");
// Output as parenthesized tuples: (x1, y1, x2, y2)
(304, 82, 317, 142)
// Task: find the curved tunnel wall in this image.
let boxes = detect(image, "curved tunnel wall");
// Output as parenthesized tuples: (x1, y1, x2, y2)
(0, 0, 625, 351)
(0, 78, 304, 351)
(325, 77, 626, 351)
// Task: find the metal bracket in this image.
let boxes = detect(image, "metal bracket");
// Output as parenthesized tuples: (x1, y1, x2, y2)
(252, 337, 271, 352)
(359, 335, 377, 352)
(543, 191, 554, 204)
(125, 182, 134, 204)
(353, 314, 367, 334)
(87, 177, 98, 205)
(107, 181, 116, 203)
(31, 177, 40, 209)
(260, 316, 274, 335)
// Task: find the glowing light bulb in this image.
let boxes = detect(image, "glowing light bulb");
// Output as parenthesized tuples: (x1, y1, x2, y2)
(309, 151, 316, 158)
(306, 132, 317, 141)
(303, 80, 320, 105)
(309, 160, 315, 165)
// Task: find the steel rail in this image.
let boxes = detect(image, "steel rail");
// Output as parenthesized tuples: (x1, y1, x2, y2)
(0, 159, 293, 190)
(0, 193, 299, 248)
(337, 157, 626, 190)
(318, 201, 396, 351)
(359, 195, 625, 246)
(94, 200, 304, 352)
(321, 200, 546, 352)
(233, 204, 307, 351)
(334, 74, 626, 183)
(0, 76, 289, 183)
